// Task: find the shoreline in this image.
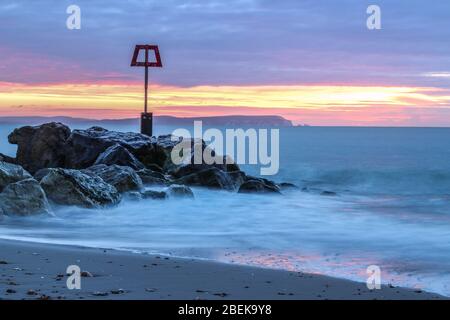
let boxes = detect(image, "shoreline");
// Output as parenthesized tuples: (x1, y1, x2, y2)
(0, 239, 446, 300)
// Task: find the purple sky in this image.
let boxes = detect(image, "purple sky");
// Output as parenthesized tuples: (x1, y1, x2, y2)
(1, 0, 450, 88)
(1, 1, 450, 126)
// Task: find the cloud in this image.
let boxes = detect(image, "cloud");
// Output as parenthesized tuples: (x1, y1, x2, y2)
(423, 72, 450, 78)
(0, 0, 449, 88)
(1, 1, 450, 125)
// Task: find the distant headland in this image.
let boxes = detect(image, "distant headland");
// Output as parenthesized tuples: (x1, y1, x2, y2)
(0, 115, 293, 127)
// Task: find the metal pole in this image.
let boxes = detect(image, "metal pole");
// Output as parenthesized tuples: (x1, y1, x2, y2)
(144, 65, 148, 114)
(144, 48, 149, 114)
(132, 44, 160, 137)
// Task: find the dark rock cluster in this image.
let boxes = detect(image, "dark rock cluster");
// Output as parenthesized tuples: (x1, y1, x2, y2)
(0, 122, 292, 217)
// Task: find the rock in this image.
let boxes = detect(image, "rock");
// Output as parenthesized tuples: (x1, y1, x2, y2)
(152, 134, 187, 171)
(225, 161, 240, 172)
(170, 163, 214, 178)
(8, 122, 71, 173)
(63, 127, 159, 169)
(94, 144, 145, 170)
(279, 182, 299, 190)
(173, 167, 244, 191)
(141, 189, 167, 200)
(110, 289, 125, 295)
(213, 292, 229, 297)
(0, 153, 15, 164)
(245, 175, 280, 190)
(227, 170, 247, 188)
(33, 168, 52, 182)
(7, 124, 180, 171)
(40, 168, 121, 208)
(217, 155, 240, 172)
(81, 271, 93, 277)
(145, 163, 164, 173)
(136, 168, 169, 185)
(62, 129, 189, 171)
(238, 179, 281, 194)
(84, 164, 143, 193)
(0, 178, 51, 216)
(27, 289, 38, 296)
(6, 123, 241, 176)
(165, 184, 194, 198)
(123, 191, 143, 201)
(125, 189, 170, 201)
(170, 157, 239, 178)
(0, 161, 33, 192)
(158, 135, 239, 173)
(4, 123, 284, 199)
(321, 191, 337, 196)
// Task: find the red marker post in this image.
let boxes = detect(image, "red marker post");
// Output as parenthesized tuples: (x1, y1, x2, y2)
(131, 45, 162, 136)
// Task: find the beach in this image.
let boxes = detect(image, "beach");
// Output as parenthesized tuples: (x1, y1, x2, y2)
(0, 239, 445, 300)
(1, 124, 450, 300)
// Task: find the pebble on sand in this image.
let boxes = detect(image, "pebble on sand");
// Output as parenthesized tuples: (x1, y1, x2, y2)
(81, 271, 94, 277)
(27, 289, 38, 295)
(110, 289, 125, 295)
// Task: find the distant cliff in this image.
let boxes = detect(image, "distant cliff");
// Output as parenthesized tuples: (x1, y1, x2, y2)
(0, 115, 293, 127)
(156, 115, 293, 127)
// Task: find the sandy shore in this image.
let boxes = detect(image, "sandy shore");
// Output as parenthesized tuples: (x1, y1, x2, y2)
(0, 239, 445, 300)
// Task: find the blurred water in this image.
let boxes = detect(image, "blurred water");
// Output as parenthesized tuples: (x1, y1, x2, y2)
(1, 124, 449, 296)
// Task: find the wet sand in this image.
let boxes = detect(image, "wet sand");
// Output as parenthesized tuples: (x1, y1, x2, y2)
(0, 239, 446, 300)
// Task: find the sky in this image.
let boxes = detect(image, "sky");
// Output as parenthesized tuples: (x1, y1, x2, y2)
(1, 0, 450, 126)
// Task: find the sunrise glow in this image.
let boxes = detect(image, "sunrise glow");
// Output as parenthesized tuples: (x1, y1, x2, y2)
(1, 82, 449, 125)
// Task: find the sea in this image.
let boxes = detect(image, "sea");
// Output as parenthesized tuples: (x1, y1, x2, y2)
(1, 123, 449, 296)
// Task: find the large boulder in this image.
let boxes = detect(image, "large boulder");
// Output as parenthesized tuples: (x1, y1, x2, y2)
(173, 167, 245, 191)
(40, 168, 121, 208)
(84, 164, 143, 193)
(238, 179, 281, 194)
(63, 127, 160, 169)
(8, 122, 71, 173)
(0, 178, 51, 216)
(142, 134, 182, 171)
(0, 161, 33, 192)
(94, 144, 145, 170)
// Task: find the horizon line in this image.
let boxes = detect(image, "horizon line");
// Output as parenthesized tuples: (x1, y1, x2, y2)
(1, 115, 450, 129)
